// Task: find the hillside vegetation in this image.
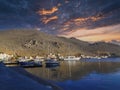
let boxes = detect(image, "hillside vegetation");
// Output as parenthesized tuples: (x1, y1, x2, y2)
(0, 30, 120, 57)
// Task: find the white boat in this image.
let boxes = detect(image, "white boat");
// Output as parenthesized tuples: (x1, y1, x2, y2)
(64, 56, 81, 61)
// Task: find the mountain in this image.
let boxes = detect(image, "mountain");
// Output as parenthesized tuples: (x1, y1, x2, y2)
(0, 30, 120, 57)
(110, 40, 120, 46)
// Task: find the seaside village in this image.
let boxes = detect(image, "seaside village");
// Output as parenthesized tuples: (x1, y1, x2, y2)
(0, 52, 110, 67)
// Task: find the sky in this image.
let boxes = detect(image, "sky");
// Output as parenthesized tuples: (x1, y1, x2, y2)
(0, 0, 120, 42)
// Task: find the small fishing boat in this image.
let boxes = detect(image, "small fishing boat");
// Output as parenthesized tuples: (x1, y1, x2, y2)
(45, 59, 60, 67)
(19, 60, 34, 67)
(34, 59, 43, 66)
(18, 60, 42, 67)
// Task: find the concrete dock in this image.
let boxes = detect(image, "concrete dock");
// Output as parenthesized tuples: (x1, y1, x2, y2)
(0, 63, 61, 90)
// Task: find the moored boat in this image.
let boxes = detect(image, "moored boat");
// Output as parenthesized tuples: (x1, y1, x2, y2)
(34, 59, 43, 66)
(45, 59, 60, 67)
(19, 60, 34, 67)
(18, 59, 42, 67)
(64, 56, 81, 61)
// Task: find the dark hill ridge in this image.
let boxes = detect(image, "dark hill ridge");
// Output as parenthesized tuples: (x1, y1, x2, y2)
(0, 30, 120, 57)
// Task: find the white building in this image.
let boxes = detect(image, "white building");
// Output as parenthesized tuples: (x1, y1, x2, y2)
(0, 53, 13, 61)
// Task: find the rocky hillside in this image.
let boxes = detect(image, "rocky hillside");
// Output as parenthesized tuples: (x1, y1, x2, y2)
(0, 30, 120, 57)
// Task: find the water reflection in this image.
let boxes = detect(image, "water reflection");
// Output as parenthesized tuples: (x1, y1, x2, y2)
(25, 60, 120, 81)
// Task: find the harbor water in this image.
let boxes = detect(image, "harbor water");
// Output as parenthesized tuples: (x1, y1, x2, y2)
(25, 58, 120, 90)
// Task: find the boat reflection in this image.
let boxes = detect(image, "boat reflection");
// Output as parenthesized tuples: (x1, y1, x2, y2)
(46, 64, 60, 68)
(25, 60, 120, 81)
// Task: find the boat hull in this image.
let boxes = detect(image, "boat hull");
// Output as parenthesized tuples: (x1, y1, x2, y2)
(64, 58, 80, 61)
(45, 59, 60, 67)
(19, 61, 42, 67)
(64, 56, 81, 61)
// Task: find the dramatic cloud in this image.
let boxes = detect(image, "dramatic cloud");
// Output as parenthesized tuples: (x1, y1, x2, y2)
(63, 15, 104, 29)
(0, 0, 120, 41)
(37, 7, 58, 15)
(41, 16, 58, 24)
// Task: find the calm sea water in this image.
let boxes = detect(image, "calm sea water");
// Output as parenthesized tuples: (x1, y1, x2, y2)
(25, 58, 120, 90)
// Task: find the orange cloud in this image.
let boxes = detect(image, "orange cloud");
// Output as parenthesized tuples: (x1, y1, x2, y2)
(74, 16, 103, 23)
(41, 16, 58, 24)
(64, 15, 104, 26)
(90, 16, 102, 22)
(61, 27, 69, 31)
(37, 7, 58, 15)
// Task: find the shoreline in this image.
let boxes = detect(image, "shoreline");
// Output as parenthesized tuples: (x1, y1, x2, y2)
(9, 66, 62, 90)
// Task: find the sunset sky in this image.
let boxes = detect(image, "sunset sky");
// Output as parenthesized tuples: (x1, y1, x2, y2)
(0, 0, 120, 42)
(60, 24, 120, 42)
